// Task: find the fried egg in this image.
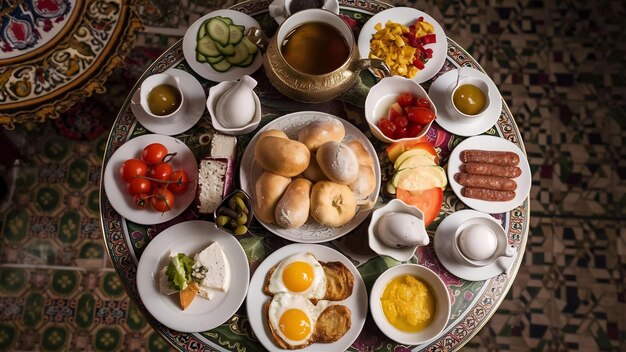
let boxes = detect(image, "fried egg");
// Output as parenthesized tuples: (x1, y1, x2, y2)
(268, 292, 331, 347)
(268, 252, 327, 299)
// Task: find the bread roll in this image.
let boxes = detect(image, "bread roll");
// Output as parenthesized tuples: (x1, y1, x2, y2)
(316, 141, 359, 185)
(302, 152, 328, 182)
(254, 171, 292, 223)
(346, 140, 373, 167)
(258, 129, 288, 140)
(298, 118, 345, 151)
(275, 178, 312, 229)
(310, 181, 356, 227)
(349, 165, 376, 200)
(254, 136, 310, 177)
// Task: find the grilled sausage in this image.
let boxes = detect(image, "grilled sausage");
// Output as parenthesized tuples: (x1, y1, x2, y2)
(460, 163, 522, 178)
(454, 173, 518, 191)
(460, 150, 520, 166)
(461, 187, 515, 201)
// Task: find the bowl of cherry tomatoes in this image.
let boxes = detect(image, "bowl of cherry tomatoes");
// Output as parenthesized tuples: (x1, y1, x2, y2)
(364, 76, 437, 143)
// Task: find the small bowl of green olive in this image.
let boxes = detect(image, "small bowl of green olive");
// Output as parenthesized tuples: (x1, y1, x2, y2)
(214, 189, 254, 235)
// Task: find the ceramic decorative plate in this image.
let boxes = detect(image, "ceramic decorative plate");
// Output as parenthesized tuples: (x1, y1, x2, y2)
(246, 243, 368, 351)
(103, 134, 198, 225)
(182, 9, 263, 82)
(130, 68, 206, 135)
(428, 68, 503, 136)
(447, 135, 531, 214)
(136, 220, 249, 332)
(357, 7, 447, 83)
(239, 112, 381, 243)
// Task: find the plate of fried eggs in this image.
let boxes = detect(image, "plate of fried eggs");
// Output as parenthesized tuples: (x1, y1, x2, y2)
(246, 243, 368, 351)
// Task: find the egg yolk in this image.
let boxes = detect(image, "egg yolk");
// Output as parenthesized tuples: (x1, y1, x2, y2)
(279, 308, 312, 341)
(380, 275, 436, 332)
(282, 261, 314, 292)
(452, 84, 486, 115)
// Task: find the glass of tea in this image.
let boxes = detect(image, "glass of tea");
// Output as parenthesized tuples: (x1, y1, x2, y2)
(139, 73, 185, 119)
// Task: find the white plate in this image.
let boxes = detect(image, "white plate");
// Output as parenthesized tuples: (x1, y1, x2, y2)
(358, 7, 447, 84)
(239, 112, 381, 243)
(103, 134, 198, 225)
(130, 68, 206, 135)
(434, 210, 515, 281)
(246, 243, 368, 351)
(182, 9, 263, 82)
(136, 220, 250, 332)
(447, 135, 531, 214)
(268, 0, 340, 25)
(428, 68, 503, 136)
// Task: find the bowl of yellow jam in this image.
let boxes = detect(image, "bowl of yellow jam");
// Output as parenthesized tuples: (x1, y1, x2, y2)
(370, 264, 450, 345)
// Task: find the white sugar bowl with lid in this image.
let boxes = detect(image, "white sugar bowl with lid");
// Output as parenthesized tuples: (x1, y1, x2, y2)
(368, 199, 430, 261)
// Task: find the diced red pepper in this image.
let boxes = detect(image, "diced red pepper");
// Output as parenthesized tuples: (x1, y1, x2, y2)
(420, 33, 437, 45)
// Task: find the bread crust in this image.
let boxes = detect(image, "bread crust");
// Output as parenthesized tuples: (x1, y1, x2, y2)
(275, 178, 312, 229)
(255, 136, 310, 177)
(254, 171, 292, 223)
(312, 305, 352, 343)
(298, 118, 345, 151)
(310, 181, 357, 227)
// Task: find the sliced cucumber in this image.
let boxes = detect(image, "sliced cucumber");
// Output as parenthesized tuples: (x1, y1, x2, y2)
(207, 18, 230, 46)
(216, 16, 233, 25)
(207, 55, 224, 64)
(197, 35, 220, 57)
(197, 20, 208, 40)
(235, 53, 255, 67)
(211, 59, 232, 72)
(228, 25, 244, 45)
(241, 36, 258, 54)
(225, 42, 250, 65)
(216, 42, 235, 56)
(196, 51, 208, 63)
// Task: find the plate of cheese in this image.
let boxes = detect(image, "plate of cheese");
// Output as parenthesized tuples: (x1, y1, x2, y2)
(136, 220, 249, 332)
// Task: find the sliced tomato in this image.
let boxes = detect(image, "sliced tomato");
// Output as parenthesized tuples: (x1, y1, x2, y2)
(396, 187, 443, 226)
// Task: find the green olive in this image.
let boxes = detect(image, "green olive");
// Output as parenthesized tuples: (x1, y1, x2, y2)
(216, 215, 230, 227)
(237, 213, 248, 225)
(234, 225, 248, 235)
(234, 196, 248, 213)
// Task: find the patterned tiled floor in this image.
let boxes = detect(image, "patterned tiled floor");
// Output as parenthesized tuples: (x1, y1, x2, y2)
(1, 0, 625, 351)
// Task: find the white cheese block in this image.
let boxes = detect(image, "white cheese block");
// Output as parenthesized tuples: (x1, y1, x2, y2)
(194, 242, 231, 295)
(197, 158, 228, 214)
(210, 134, 237, 160)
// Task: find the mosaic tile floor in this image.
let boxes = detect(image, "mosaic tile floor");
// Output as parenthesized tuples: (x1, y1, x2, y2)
(1, 0, 625, 351)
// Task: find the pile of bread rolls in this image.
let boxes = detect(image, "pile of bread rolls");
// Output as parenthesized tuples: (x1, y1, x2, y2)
(253, 117, 377, 229)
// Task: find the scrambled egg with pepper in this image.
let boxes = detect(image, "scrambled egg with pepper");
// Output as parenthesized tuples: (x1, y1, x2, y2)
(380, 274, 436, 332)
(369, 20, 435, 78)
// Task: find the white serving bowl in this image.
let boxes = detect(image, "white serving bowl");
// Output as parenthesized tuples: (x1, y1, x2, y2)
(368, 198, 428, 261)
(364, 76, 436, 143)
(370, 264, 451, 345)
(207, 80, 261, 135)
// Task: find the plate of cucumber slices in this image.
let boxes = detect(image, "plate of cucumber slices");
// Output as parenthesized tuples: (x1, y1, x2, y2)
(183, 10, 262, 82)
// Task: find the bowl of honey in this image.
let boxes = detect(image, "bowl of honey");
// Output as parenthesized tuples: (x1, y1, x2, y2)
(139, 73, 184, 119)
(444, 67, 491, 120)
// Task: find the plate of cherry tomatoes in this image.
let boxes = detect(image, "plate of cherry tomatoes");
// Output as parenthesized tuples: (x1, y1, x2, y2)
(103, 134, 198, 225)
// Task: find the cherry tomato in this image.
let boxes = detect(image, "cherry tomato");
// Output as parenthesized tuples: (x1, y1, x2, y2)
(141, 143, 168, 165)
(377, 118, 396, 138)
(407, 123, 425, 137)
(127, 178, 152, 195)
(120, 159, 148, 182)
(405, 106, 436, 125)
(151, 188, 175, 212)
(396, 93, 415, 107)
(416, 97, 431, 109)
(168, 169, 189, 194)
(133, 193, 151, 208)
(394, 126, 408, 139)
(390, 114, 408, 129)
(149, 162, 173, 182)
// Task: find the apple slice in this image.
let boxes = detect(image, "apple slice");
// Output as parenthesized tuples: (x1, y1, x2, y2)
(394, 145, 439, 169)
(396, 155, 437, 171)
(396, 187, 443, 226)
(391, 165, 447, 191)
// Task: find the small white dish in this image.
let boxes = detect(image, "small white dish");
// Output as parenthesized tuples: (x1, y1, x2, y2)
(447, 135, 531, 214)
(428, 68, 502, 136)
(358, 7, 447, 84)
(368, 199, 429, 262)
(103, 134, 198, 225)
(364, 76, 436, 143)
(131, 68, 206, 136)
(370, 264, 451, 345)
(182, 9, 263, 82)
(434, 209, 516, 281)
(207, 78, 261, 135)
(239, 112, 381, 243)
(136, 220, 250, 332)
(246, 243, 368, 351)
(269, 0, 340, 24)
